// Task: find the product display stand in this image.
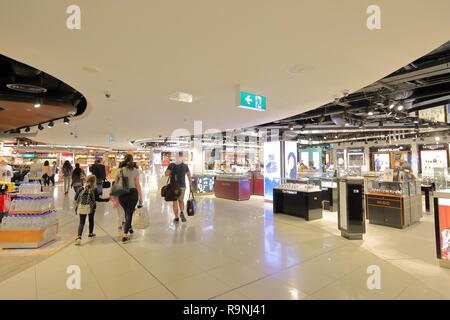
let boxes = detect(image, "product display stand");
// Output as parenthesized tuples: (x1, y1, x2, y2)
(0, 183, 58, 249)
(432, 190, 450, 269)
(337, 178, 365, 240)
(273, 186, 323, 221)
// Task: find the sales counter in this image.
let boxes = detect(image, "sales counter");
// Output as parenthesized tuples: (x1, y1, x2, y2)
(214, 175, 251, 201)
(273, 185, 323, 221)
(365, 180, 422, 229)
(251, 171, 264, 196)
(192, 173, 216, 196)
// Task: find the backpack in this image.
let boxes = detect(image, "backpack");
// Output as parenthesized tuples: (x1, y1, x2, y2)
(76, 187, 94, 215)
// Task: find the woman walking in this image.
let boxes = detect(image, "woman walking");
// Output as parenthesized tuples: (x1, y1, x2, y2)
(71, 163, 86, 195)
(42, 161, 51, 187)
(116, 154, 143, 243)
(62, 161, 73, 195)
(74, 175, 109, 245)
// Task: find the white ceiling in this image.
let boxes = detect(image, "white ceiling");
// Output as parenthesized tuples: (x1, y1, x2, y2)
(1, 0, 450, 149)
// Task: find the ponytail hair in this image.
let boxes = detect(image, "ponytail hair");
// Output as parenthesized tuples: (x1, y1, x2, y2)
(85, 175, 97, 190)
(120, 154, 136, 170)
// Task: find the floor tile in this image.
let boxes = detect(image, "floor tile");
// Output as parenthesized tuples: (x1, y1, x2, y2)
(165, 273, 231, 300)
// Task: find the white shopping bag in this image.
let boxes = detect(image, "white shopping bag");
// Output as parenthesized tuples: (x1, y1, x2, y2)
(132, 207, 150, 229)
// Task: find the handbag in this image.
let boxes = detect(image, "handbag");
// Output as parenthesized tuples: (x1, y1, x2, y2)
(132, 207, 149, 229)
(110, 168, 130, 197)
(187, 191, 196, 216)
(161, 177, 170, 197)
(102, 179, 111, 189)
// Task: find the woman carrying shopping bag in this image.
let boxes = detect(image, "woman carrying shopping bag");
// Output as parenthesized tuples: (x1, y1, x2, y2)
(111, 154, 143, 244)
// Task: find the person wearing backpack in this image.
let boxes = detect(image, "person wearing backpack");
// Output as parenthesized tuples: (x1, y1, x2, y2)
(74, 175, 110, 245)
(115, 154, 143, 244)
(165, 151, 193, 223)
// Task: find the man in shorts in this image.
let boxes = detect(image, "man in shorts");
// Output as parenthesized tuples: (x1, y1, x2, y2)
(165, 151, 193, 223)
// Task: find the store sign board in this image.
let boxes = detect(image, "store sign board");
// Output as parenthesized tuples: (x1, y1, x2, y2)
(237, 91, 267, 111)
(347, 147, 364, 153)
(419, 144, 447, 151)
(21, 154, 36, 158)
(370, 145, 410, 152)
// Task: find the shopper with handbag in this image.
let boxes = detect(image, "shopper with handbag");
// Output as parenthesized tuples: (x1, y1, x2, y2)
(74, 175, 110, 246)
(164, 151, 193, 223)
(71, 163, 86, 195)
(112, 154, 143, 244)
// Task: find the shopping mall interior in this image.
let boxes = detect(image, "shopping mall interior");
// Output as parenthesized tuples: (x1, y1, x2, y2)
(1, 1, 450, 302)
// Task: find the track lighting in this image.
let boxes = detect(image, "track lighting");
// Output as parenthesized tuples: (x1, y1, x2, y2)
(38, 124, 44, 130)
(288, 122, 295, 131)
(397, 105, 404, 111)
(368, 111, 374, 116)
(47, 121, 54, 128)
(63, 117, 70, 125)
(389, 103, 395, 109)
(25, 127, 30, 132)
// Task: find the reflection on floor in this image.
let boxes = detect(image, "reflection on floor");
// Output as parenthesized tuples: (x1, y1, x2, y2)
(0, 184, 449, 300)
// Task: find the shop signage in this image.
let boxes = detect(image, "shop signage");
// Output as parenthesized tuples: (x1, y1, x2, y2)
(370, 145, 410, 152)
(237, 91, 267, 111)
(419, 144, 447, 151)
(347, 147, 364, 153)
(21, 154, 36, 158)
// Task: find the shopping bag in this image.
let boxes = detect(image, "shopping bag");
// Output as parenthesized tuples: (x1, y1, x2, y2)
(132, 207, 150, 229)
(187, 191, 196, 216)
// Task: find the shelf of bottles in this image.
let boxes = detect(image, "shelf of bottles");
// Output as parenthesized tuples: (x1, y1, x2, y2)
(0, 182, 59, 249)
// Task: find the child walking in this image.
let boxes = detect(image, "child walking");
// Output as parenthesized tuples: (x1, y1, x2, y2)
(74, 175, 109, 245)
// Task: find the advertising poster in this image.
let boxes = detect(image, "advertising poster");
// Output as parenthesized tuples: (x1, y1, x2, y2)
(437, 198, 450, 260)
(284, 141, 297, 179)
(374, 153, 390, 171)
(264, 142, 281, 200)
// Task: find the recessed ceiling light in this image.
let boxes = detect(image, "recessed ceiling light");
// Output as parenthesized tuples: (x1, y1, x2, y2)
(389, 103, 395, 109)
(435, 136, 440, 141)
(169, 91, 194, 103)
(397, 105, 404, 111)
(286, 64, 313, 75)
(34, 103, 41, 108)
(345, 123, 350, 127)
(368, 111, 374, 116)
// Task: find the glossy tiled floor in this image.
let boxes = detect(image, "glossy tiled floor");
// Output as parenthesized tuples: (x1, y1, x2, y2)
(0, 184, 449, 300)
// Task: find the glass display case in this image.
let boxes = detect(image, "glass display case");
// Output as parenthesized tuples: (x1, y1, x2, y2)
(367, 179, 420, 196)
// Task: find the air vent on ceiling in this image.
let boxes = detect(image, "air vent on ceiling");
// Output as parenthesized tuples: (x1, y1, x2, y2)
(6, 83, 47, 93)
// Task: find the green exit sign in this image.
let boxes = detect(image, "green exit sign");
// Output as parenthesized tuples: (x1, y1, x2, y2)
(237, 91, 267, 111)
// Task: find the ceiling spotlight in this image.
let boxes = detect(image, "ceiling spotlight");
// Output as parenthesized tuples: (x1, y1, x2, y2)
(345, 123, 350, 127)
(34, 103, 41, 108)
(368, 111, 374, 116)
(323, 137, 327, 140)
(389, 103, 396, 109)
(47, 121, 54, 128)
(25, 127, 30, 132)
(334, 135, 338, 139)
(397, 105, 404, 111)
(38, 124, 44, 130)
(435, 136, 440, 142)
(63, 117, 70, 125)
(413, 119, 419, 124)
(288, 122, 295, 131)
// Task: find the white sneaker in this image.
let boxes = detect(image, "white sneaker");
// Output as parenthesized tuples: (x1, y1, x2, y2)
(75, 237, 81, 246)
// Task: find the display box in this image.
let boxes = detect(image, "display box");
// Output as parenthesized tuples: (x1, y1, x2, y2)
(0, 223, 58, 249)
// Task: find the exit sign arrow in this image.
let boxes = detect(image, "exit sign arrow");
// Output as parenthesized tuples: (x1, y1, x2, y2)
(237, 89, 267, 111)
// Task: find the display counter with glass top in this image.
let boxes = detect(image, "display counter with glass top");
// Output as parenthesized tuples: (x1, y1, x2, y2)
(214, 174, 251, 201)
(192, 173, 216, 195)
(273, 182, 323, 221)
(365, 179, 422, 229)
